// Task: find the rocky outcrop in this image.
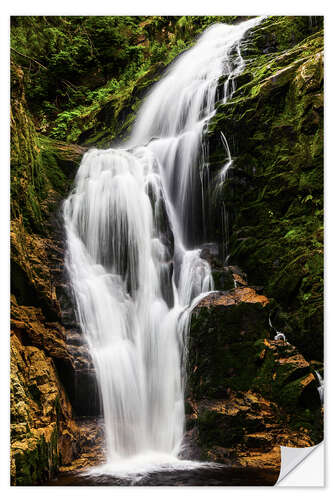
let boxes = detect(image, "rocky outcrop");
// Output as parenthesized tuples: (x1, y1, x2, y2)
(10, 330, 79, 485)
(188, 285, 271, 399)
(207, 17, 323, 362)
(58, 419, 105, 473)
(186, 282, 323, 471)
(10, 292, 101, 484)
(10, 61, 98, 485)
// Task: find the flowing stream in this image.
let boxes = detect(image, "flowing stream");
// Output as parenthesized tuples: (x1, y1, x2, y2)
(64, 16, 264, 478)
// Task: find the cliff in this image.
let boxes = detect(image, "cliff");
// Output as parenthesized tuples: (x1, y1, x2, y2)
(207, 16, 323, 362)
(186, 279, 322, 471)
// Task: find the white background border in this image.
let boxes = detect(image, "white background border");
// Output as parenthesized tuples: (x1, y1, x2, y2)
(1, 0, 331, 497)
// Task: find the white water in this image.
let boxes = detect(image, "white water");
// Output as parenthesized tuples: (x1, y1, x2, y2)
(218, 131, 233, 262)
(315, 370, 324, 404)
(64, 16, 264, 477)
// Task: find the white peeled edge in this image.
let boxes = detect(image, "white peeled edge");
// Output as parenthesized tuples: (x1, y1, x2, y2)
(276, 441, 324, 486)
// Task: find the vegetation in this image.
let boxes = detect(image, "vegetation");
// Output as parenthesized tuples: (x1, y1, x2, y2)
(11, 16, 244, 144)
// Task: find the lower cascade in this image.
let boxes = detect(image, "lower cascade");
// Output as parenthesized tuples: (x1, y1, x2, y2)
(63, 16, 264, 475)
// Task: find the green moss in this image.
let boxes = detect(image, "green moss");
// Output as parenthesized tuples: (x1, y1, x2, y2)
(189, 298, 321, 426)
(207, 18, 323, 361)
(11, 63, 82, 234)
(13, 428, 59, 486)
(188, 301, 270, 399)
(197, 408, 245, 448)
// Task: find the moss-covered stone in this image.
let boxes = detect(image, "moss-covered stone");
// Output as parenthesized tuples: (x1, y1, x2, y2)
(10, 333, 79, 485)
(188, 290, 320, 411)
(187, 291, 323, 464)
(10, 60, 84, 486)
(188, 289, 270, 398)
(253, 339, 320, 409)
(197, 406, 245, 448)
(206, 17, 323, 362)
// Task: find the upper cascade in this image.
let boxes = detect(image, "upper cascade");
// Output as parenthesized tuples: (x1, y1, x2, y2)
(129, 17, 264, 246)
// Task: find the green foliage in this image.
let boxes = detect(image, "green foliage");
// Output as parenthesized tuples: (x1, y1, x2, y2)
(10, 62, 80, 233)
(11, 16, 145, 110)
(11, 16, 247, 144)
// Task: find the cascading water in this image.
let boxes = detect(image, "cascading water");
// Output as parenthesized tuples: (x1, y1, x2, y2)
(64, 16, 264, 477)
(315, 370, 324, 404)
(218, 131, 233, 263)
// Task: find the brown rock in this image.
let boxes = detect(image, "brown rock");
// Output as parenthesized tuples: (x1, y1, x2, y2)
(198, 287, 269, 308)
(10, 331, 79, 485)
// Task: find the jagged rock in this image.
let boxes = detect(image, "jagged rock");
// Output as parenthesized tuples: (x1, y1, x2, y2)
(200, 243, 220, 264)
(10, 60, 99, 485)
(11, 295, 73, 365)
(59, 419, 105, 472)
(187, 389, 314, 471)
(187, 285, 323, 469)
(11, 220, 61, 319)
(207, 24, 323, 362)
(253, 339, 321, 409)
(210, 265, 248, 291)
(10, 332, 79, 485)
(188, 286, 270, 399)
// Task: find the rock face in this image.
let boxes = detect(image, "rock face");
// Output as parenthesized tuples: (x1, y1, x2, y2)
(186, 283, 323, 470)
(193, 16, 324, 469)
(207, 16, 324, 362)
(10, 61, 100, 485)
(10, 330, 79, 485)
(58, 419, 105, 473)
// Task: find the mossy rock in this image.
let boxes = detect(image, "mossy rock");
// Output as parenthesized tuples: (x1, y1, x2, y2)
(205, 19, 323, 362)
(188, 297, 270, 399)
(197, 408, 245, 448)
(253, 339, 321, 411)
(13, 430, 59, 486)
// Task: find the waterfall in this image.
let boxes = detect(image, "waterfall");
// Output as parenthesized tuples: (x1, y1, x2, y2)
(63, 16, 264, 475)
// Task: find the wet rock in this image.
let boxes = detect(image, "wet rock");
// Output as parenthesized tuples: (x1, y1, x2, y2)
(59, 418, 105, 472)
(200, 242, 220, 264)
(187, 285, 323, 469)
(190, 389, 314, 471)
(211, 267, 235, 291)
(10, 332, 79, 485)
(207, 24, 324, 362)
(211, 265, 248, 291)
(188, 286, 270, 399)
(245, 433, 273, 450)
(11, 295, 73, 366)
(253, 339, 321, 409)
(10, 65, 92, 485)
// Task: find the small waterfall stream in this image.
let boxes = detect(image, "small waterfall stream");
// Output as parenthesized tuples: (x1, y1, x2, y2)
(64, 16, 264, 477)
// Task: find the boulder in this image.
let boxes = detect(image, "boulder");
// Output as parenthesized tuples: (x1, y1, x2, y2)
(186, 285, 323, 469)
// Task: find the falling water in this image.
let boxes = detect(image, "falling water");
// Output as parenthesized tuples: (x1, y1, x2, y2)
(64, 16, 264, 476)
(218, 131, 233, 263)
(315, 370, 324, 404)
(215, 33, 252, 263)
